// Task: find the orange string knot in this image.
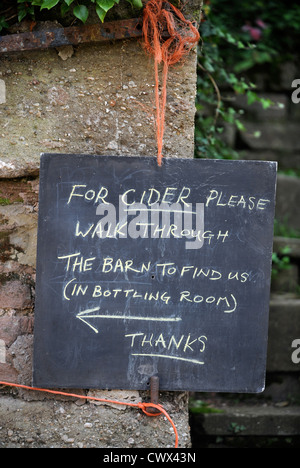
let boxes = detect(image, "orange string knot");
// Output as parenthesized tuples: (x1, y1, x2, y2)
(138, 401, 163, 416)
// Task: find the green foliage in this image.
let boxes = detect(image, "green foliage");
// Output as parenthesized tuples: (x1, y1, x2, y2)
(195, 0, 300, 160)
(189, 398, 223, 414)
(272, 246, 291, 279)
(274, 219, 300, 239)
(0, 16, 8, 32)
(208, 0, 300, 71)
(0, 197, 12, 206)
(0, 0, 143, 28)
(229, 422, 246, 434)
(196, 15, 260, 159)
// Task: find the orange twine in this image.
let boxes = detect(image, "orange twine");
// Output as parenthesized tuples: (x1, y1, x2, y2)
(0, 380, 178, 448)
(142, 0, 200, 166)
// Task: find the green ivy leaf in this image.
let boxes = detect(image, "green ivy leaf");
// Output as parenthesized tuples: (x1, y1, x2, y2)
(0, 16, 9, 32)
(64, 0, 74, 6)
(18, 11, 26, 21)
(235, 119, 246, 132)
(126, 0, 143, 8)
(61, 3, 70, 16)
(40, 0, 60, 10)
(96, 0, 116, 13)
(73, 5, 89, 23)
(95, 5, 107, 22)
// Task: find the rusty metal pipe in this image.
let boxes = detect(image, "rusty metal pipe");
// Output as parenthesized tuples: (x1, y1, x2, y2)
(0, 18, 143, 54)
(148, 375, 160, 414)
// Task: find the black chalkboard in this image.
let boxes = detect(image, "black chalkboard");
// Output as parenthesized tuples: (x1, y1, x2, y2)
(33, 154, 277, 392)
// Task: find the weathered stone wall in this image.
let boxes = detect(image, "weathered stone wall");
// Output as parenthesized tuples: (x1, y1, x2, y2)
(0, 2, 201, 448)
(0, 42, 197, 177)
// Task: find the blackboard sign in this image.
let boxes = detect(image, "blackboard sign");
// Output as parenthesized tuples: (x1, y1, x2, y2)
(33, 154, 277, 392)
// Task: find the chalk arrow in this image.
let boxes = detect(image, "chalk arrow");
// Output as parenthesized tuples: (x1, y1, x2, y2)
(76, 306, 181, 334)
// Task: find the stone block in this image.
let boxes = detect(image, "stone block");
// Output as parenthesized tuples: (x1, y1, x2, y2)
(0, 204, 38, 267)
(0, 394, 190, 448)
(275, 174, 300, 232)
(0, 80, 5, 105)
(277, 62, 300, 91)
(0, 339, 5, 364)
(0, 363, 18, 383)
(273, 236, 300, 259)
(271, 264, 299, 293)
(227, 92, 288, 120)
(191, 405, 300, 438)
(87, 389, 141, 410)
(238, 150, 300, 171)
(0, 316, 34, 346)
(0, 40, 197, 178)
(267, 294, 300, 372)
(0, 317, 34, 383)
(0, 280, 32, 310)
(239, 122, 300, 151)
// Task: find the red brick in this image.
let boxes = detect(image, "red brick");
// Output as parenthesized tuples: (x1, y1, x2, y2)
(0, 316, 33, 346)
(0, 280, 32, 309)
(0, 363, 18, 382)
